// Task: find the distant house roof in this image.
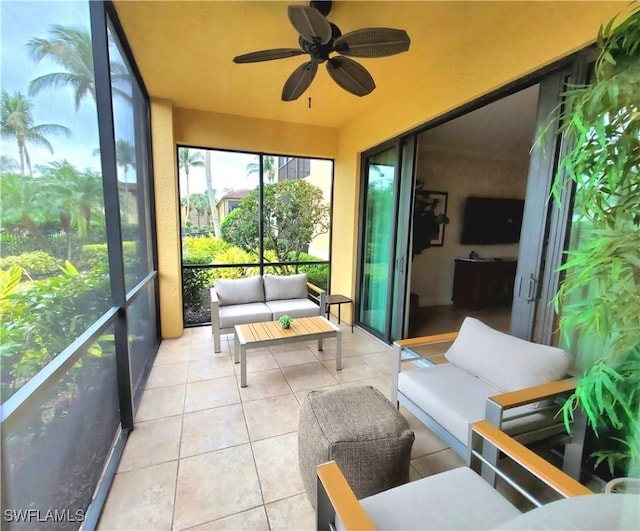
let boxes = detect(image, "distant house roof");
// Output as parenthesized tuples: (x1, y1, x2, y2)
(217, 189, 251, 203)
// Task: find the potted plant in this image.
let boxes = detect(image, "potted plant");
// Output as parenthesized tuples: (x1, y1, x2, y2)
(278, 315, 293, 329)
(412, 179, 449, 258)
(551, 7, 639, 482)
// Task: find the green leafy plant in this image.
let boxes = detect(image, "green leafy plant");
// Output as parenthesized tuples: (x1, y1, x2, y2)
(0, 251, 60, 278)
(0, 261, 111, 401)
(412, 179, 449, 257)
(278, 315, 293, 329)
(182, 251, 214, 312)
(551, 7, 640, 477)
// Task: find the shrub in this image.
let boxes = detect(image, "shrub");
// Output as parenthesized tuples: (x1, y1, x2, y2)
(0, 251, 60, 279)
(78, 242, 137, 271)
(0, 262, 111, 401)
(182, 251, 213, 312)
(182, 235, 228, 262)
(298, 263, 328, 290)
(210, 248, 259, 280)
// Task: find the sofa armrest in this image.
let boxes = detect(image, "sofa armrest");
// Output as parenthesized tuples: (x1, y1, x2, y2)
(210, 286, 220, 305)
(471, 420, 591, 498)
(395, 331, 459, 349)
(489, 378, 577, 410)
(210, 287, 222, 352)
(306, 282, 326, 312)
(317, 423, 592, 531)
(316, 461, 375, 531)
(391, 332, 457, 403)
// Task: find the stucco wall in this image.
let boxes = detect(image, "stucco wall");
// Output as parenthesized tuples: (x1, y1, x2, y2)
(151, 98, 183, 338)
(148, 3, 622, 333)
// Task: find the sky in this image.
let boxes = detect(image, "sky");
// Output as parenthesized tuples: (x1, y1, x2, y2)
(0, 1, 126, 176)
(0, 2, 325, 202)
(178, 149, 261, 200)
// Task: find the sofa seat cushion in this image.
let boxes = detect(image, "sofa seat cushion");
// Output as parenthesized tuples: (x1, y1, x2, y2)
(337, 467, 521, 531)
(263, 273, 307, 301)
(219, 303, 272, 328)
(399, 364, 500, 444)
(399, 364, 551, 445)
(215, 275, 264, 306)
(444, 317, 571, 392)
(265, 298, 319, 320)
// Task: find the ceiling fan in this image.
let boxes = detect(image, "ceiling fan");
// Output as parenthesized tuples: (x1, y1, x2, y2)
(233, 1, 411, 101)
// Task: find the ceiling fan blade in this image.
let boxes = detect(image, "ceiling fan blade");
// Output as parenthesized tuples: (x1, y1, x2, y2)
(326, 57, 375, 97)
(288, 5, 332, 45)
(233, 48, 305, 64)
(282, 61, 318, 101)
(333, 28, 411, 58)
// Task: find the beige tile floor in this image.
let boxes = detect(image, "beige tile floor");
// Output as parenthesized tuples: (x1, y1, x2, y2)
(98, 324, 463, 530)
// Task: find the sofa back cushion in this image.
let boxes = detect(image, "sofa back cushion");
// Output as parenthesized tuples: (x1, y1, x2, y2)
(263, 273, 307, 301)
(214, 275, 264, 306)
(444, 317, 571, 392)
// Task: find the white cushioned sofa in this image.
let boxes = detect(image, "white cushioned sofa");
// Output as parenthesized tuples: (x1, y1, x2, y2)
(210, 273, 326, 352)
(391, 317, 578, 471)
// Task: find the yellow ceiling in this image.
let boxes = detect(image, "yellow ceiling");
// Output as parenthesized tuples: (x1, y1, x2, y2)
(113, 1, 478, 128)
(113, 1, 617, 130)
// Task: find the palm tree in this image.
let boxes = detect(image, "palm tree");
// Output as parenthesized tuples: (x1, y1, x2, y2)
(27, 25, 130, 110)
(0, 173, 51, 248)
(41, 161, 104, 260)
(0, 156, 19, 173)
(204, 150, 221, 237)
(0, 90, 70, 175)
(178, 147, 204, 223)
(115, 139, 135, 182)
(116, 139, 136, 219)
(246, 155, 276, 183)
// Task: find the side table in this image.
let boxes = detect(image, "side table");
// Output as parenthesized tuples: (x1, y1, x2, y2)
(325, 294, 353, 332)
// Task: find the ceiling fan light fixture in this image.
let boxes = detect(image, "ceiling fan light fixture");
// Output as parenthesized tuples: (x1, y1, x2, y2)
(233, 1, 410, 101)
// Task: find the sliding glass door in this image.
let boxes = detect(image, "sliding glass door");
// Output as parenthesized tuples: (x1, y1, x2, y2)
(358, 146, 398, 337)
(357, 141, 413, 341)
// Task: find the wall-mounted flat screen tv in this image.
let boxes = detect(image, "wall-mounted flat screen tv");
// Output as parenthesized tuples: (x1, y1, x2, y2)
(460, 197, 525, 245)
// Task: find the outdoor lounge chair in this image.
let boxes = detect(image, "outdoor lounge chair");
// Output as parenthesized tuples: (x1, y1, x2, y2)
(316, 420, 639, 530)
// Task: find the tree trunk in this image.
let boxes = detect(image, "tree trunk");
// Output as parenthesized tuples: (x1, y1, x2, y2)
(205, 151, 221, 237)
(185, 167, 191, 223)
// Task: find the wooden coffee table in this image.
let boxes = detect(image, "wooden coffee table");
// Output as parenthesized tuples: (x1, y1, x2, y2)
(234, 316, 342, 387)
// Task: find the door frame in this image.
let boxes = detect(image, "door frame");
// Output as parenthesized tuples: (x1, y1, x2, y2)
(355, 47, 596, 344)
(355, 139, 403, 342)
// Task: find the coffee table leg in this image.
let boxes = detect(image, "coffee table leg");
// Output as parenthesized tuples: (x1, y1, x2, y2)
(318, 338, 323, 352)
(241, 345, 247, 387)
(234, 333, 240, 364)
(335, 329, 342, 371)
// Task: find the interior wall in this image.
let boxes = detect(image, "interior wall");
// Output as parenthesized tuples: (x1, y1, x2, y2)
(411, 144, 528, 307)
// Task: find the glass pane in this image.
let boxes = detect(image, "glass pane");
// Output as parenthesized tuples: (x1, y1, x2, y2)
(129, 284, 158, 397)
(266, 155, 332, 267)
(180, 149, 260, 324)
(0, 1, 110, 402)
(108, 24, 152, 292)
(358, 147, 397, 335)
(2, 330, 119, 529)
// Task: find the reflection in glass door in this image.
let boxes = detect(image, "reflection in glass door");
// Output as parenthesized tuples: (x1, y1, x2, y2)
(358, 146, 398, 337)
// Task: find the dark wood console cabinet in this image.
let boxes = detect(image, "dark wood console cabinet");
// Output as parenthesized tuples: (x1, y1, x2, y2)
(452, 259, 517, 310)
